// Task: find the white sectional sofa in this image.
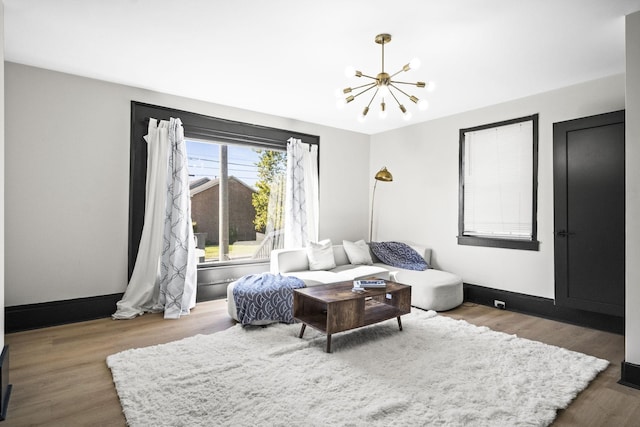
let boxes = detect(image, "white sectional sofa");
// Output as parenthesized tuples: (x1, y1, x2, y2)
(227, 242, 463, 322)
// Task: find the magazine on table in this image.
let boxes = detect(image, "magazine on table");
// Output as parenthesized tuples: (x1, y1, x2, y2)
(352, 279, 386, 292)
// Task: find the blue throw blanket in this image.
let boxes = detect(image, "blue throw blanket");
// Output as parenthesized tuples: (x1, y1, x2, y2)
(369, 241, 429, 271)
(232, 273, 306, 326)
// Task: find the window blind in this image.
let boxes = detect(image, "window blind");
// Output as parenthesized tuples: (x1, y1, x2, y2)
(463, 120, 534, 239)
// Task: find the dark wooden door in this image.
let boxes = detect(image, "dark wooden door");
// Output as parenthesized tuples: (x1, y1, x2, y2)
(553, 110, 625, 317)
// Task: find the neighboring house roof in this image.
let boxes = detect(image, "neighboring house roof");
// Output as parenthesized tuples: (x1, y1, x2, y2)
(189, 177, 210, 190)
(190, 176, 256, 197)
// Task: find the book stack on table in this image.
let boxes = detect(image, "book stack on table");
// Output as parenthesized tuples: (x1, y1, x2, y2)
(352, 279, 386, 292)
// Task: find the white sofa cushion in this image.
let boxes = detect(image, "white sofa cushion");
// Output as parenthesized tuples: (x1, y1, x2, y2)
(281, 270, 351, 286)
(306, 239, 336, 270)
(330, 264, 390, 281)
(343, 239, 373, 265)
(281, 265, 389, 287)
(271, 245, 351, 274)
(332, 245, 350, 266)
(271, 248, 309, 273)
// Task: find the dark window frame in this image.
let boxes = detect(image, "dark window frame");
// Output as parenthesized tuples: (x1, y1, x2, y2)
(129, 101, 320, 279)
(457, 114, 540, 251)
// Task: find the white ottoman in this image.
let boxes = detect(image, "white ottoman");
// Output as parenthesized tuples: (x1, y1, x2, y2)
(390, 268, 463, 311)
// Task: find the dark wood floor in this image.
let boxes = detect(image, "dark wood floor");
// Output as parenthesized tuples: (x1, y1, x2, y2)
(3, 299, 639, 426)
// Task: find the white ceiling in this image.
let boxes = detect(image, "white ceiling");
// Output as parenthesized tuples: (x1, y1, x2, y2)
(4, 0, 640, 135)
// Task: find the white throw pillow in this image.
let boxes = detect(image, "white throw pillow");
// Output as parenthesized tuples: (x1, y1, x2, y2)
(343, 240, 373, 265)
(306, 239, 336, 270)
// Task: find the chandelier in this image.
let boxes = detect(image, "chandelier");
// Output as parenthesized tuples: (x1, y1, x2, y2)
(338, 33, 434, 122)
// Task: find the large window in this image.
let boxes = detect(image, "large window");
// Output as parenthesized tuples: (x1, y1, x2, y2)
(187, 139, 286, 264)
(129, 102, 319, 278)
(458, 114, 539, 251)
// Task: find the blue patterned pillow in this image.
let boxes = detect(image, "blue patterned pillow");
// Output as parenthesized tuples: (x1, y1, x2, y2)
(369, 241, 428, 271)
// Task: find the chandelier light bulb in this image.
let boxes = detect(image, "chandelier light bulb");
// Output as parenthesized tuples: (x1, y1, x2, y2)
(399, 104, 412, 121)
(409, 57, 421, 70)
(359, 106, 370, 122)
(379, 101, 387, 119)
(426, 81, 436, 92)
(417, 99, 429, 111)
(336, 98, 347, 109)
(378, 84, 390, 97)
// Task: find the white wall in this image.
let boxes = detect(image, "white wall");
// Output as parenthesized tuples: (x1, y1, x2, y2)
(371, 74, 625, 299)
(4, 62, 370, 306)
(625, 10, 640, 365)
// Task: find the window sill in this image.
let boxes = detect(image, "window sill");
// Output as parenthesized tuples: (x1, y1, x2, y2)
(457, 236, 539, 251)
(197, 259, 270, 269)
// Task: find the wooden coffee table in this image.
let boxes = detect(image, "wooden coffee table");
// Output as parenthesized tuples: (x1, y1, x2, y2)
(293, 280, 411, 353)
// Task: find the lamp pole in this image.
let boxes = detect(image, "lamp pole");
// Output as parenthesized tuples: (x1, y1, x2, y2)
(369, 179, 379, 242)
(369, 167, 393, 242)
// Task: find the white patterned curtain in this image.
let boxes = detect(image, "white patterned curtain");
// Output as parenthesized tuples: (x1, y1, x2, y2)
(114, 118, 197, 319)
(284, 138, 319, 248)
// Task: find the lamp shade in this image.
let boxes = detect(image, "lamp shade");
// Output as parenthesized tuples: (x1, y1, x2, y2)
(374, 167, 393, 182)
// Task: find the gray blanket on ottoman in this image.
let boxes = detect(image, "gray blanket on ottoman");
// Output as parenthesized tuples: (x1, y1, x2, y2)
(232, 273, 306, 326)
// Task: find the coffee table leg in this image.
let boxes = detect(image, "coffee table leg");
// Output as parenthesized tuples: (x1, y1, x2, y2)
(397, 316, 403, 331)
(298, 323, 306, 338)
(326, 334, 332, 353)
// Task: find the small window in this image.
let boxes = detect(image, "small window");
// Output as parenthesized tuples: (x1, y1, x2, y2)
(458, 114, 539, 250)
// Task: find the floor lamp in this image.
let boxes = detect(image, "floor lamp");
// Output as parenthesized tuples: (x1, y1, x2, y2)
(369, 167, 393, 242)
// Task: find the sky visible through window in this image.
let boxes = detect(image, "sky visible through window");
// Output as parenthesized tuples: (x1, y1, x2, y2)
(186, 139, 260, 189)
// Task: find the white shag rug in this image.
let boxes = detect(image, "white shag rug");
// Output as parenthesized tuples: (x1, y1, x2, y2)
(107, 310, 608, 427)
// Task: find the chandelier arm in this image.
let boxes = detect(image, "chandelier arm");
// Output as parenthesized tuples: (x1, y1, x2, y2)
(389, 83, 415, 100)
(390, 80, 424, 86)
(387, 87, 403, 107)
(365, 88, 380, 109)
(389, 68, 407, 79)
(359, 73, 378, 80)
(348, 82, 377, 91)
(351, 83, 378, 100)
